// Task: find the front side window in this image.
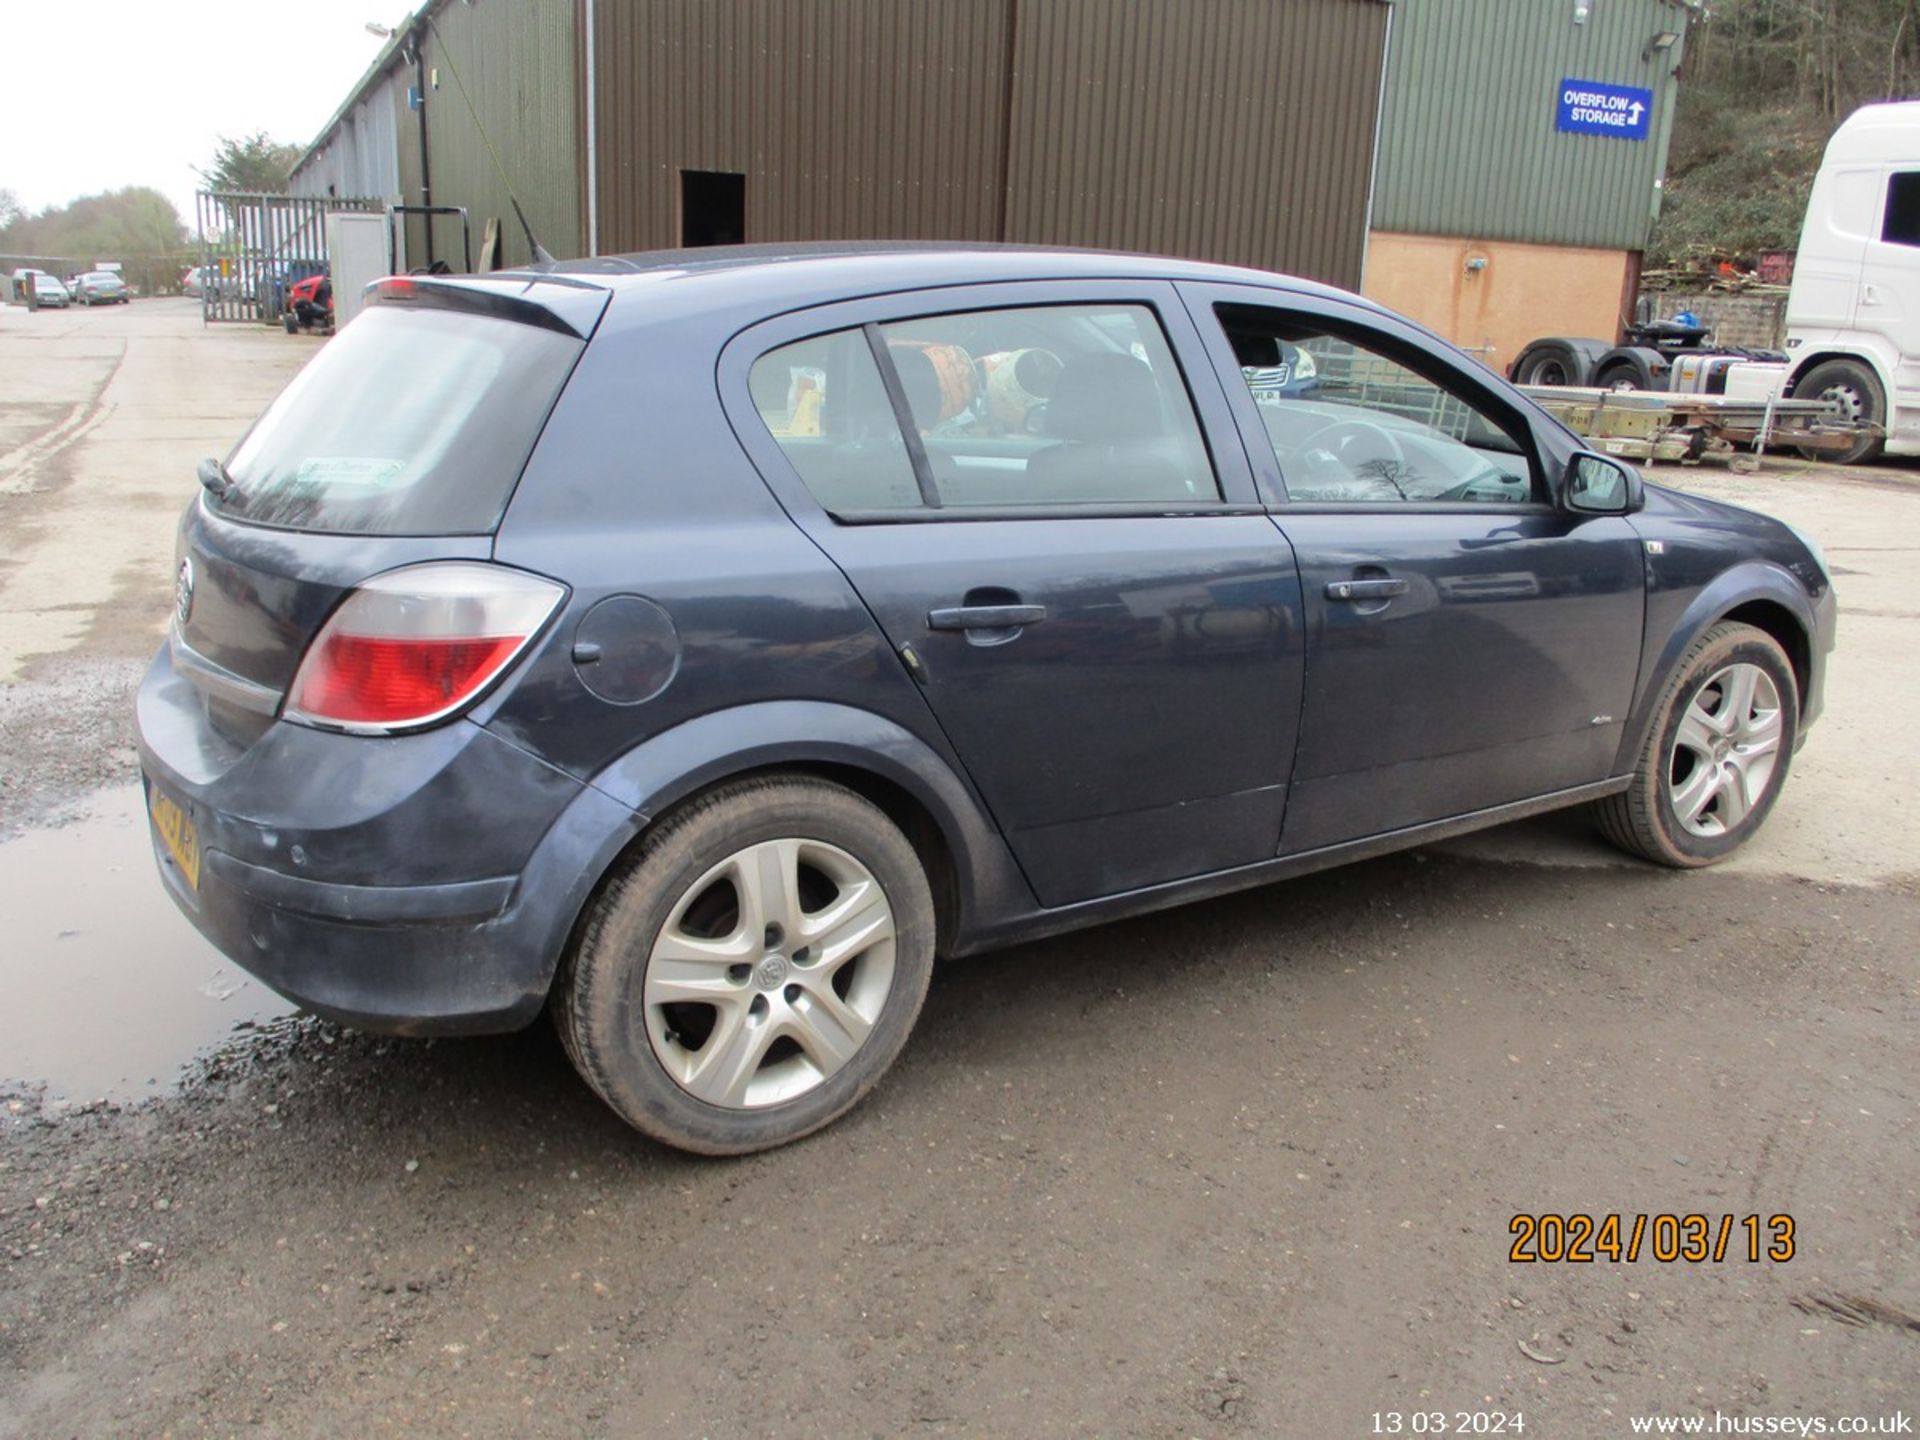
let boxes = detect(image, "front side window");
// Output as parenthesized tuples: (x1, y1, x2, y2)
(749, 303, 1219, 513)
(1216, 303, 1535, 505)
(1883, 171, 1920, 247)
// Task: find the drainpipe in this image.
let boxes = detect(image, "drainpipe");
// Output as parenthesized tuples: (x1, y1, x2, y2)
(584, 0, 599, 256)
(412, 20, 435, 268)
(1357, 0, 1396, 293)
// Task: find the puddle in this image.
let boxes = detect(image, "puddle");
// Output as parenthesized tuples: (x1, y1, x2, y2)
(0, 785, 293, 1103)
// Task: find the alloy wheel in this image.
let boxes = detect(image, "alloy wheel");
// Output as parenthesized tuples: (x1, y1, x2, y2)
(643, 837, 897, 1109)
(1666, 663, 1784, 838)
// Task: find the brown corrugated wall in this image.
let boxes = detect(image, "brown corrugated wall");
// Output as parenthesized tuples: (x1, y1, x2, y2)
(594, 0, 1012, 250)
(1004, 0, 1388, 286)
(592, 0, 1388, 286)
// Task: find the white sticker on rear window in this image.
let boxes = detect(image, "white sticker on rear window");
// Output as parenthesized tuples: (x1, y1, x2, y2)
(292, 456, 407, 490)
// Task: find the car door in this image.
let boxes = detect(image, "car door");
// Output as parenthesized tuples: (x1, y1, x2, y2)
(1180, 282, 1647, 855)
(1857, 168, 1920, 383)
(1792, 161, 1877, 332)
(722, 281, 1306, 908)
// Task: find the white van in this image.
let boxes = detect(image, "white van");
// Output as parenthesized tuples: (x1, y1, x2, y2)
(1763, 101, 1920, 462)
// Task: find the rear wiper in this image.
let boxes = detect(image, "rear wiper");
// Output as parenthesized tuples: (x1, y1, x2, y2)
(197, 457, 233, 501)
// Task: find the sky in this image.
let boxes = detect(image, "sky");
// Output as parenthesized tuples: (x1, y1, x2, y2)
(0, 0, 415, 231)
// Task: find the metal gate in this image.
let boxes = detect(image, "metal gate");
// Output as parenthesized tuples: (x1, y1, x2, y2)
(194, 191, 385, 325)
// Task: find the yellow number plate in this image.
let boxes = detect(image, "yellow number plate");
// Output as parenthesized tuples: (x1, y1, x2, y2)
(149, 788, 202, 892)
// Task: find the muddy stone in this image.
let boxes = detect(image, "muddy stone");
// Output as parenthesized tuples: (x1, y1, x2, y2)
(0, 784, 291, 1101)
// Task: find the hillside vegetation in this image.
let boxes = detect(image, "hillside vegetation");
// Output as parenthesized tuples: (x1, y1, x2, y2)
(1652, 0, 1920, 268)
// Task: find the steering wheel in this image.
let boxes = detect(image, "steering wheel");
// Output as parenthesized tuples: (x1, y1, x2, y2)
(1293, 418, 1410, 499)
(1431, 475, 1519, 503)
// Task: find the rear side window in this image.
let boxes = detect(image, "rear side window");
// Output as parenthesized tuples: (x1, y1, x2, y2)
(748, 328, 922, 511)
(218, 306, 582, 534)
(749, 303, 1218, 514)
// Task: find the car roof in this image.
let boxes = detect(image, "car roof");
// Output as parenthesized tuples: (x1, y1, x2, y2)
(500, 241, 1365, 315)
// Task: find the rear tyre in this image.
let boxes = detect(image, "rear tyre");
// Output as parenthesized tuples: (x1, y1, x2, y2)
(1593, 622, 1798, 867)
(1515, 346, 1576, 387)
(1595, 363, 1643, 392)
(1792, 358, 1885, 465)
(554, 775, 936, 1155)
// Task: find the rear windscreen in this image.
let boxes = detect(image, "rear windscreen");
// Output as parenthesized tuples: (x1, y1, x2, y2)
(217, 305, 583, 535)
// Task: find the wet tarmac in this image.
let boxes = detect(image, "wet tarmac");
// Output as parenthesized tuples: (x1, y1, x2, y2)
(0, 784, 292, 1103)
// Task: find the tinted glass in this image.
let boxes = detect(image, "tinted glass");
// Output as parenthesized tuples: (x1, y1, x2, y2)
(750, 304, 1219, 514)
(217, 306, 582, 535)
(749, 328, 922, 511)
(878, 304, 1216, 507)
(1216, 304, 1534, 504)
(1883, 171, 1920, 247)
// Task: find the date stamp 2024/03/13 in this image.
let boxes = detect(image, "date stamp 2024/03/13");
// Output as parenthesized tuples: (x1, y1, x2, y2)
(1508, 1213, 1795, 1264)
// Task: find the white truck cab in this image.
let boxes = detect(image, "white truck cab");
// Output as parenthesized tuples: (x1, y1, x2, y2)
(1767, 101, 1920, 461)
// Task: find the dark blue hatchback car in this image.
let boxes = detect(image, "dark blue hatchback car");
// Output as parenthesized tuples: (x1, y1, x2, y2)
(138, 244, 1835, 1153)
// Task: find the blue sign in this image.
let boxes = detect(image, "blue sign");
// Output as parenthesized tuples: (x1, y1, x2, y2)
(1556, 78, 1653, 141)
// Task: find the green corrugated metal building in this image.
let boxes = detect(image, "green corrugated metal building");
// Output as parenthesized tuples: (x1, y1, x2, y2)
(1364, 0, 1701, 369)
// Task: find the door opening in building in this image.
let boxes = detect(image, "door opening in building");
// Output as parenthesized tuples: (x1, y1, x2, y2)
(681, 171, 746, 247)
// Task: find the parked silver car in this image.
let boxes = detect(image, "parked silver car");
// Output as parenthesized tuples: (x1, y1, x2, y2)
(74, 271, 129, 305)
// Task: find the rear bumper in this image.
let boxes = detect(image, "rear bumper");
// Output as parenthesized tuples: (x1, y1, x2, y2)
(136, 644, 642, 1035)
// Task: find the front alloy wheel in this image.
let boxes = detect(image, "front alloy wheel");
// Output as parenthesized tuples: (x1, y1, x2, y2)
(1593, 622, 1799, 866)
(1665, 663, 1784, 839)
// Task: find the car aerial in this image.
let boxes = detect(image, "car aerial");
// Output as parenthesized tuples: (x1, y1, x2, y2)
(137, 244, 1836, 1155)
(31, 273, 71, 307)
(74, 270, 129, 305)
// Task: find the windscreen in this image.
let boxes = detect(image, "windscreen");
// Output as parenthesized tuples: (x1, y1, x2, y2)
(217, 305, 583, 535)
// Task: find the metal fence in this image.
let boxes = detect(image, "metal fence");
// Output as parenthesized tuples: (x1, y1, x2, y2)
(194, 191, 384, 325)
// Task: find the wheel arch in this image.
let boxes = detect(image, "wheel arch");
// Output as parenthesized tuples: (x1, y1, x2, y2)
(1614, 564, 1816, 772)
(568, 701, 1030, 964)
(1509, 336, 1612, 387)
(1787, 345, 1894, 402)
(1594, 345, 1671, 390)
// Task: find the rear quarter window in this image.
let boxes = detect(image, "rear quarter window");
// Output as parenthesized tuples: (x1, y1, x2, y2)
(217, 306, 583, 535)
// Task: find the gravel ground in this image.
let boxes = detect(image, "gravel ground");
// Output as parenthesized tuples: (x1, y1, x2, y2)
(1, 301, 1914, 1438)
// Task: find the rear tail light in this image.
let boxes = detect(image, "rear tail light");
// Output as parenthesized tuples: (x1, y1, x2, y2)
(284, 562, 565, 733)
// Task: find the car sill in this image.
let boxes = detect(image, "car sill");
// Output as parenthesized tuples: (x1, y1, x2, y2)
(959, 776, 1634, 955)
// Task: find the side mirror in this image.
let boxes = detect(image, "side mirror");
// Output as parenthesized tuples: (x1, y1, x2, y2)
(1563, 452, 1643, 515)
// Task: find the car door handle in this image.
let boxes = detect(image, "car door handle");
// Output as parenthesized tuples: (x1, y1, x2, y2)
(1325, 579, 1409, 602)
(927, 604, 1047, 631)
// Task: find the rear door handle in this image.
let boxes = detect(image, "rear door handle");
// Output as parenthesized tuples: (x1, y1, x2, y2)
(1325, 579, 1409, 602)
(927, 604, 1047, 630)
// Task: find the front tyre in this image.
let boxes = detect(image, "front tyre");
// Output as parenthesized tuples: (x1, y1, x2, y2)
(1793, 358, 1885, 465)
(555, 776, 936, 1155)
(1594, 622, 1799, 867)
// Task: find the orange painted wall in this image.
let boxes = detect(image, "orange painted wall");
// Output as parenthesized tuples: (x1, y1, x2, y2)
(1361, 232, 1636, 377)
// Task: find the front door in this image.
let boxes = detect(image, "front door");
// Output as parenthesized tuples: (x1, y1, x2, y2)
(1856, 168, 1920, 395)
(726, 285, 1305, 907)
(1183, 284, 1647, 854)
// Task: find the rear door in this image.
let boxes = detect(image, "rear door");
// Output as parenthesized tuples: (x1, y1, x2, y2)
(1181, 283, 1646, 854)
(723, 282, 1306, 908)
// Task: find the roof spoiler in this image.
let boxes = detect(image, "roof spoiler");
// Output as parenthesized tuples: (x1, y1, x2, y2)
(363, 274, 610, 340)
